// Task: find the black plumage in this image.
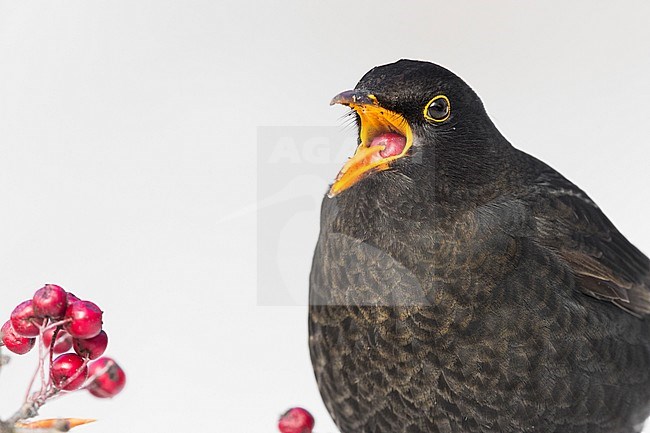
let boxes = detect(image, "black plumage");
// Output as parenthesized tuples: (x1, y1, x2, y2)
(308, 60, 650, 433)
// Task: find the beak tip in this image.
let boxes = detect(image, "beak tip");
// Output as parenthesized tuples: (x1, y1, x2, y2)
(330, 90, 354, 106)
(330, 90, 378, 107)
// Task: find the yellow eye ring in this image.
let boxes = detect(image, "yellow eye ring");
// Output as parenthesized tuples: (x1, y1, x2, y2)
(424, 95, 451, 123)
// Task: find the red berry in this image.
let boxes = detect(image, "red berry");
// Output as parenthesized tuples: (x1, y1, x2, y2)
(10, 300, 45, 337)
(64, 301, 103, 339)
(66, 292, 81, 306)
(1, 320, 35, 355)
(87, 357, 126, 398)
(33, 284, 67, 319)
(43, 328, 73, 354)
(73, 330, 108, 360)
(278, 408, 315, 433)
(50, 353, 88, 390)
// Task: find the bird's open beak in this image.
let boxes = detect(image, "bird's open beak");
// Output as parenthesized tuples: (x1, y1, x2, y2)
(328, 90, 413, 197)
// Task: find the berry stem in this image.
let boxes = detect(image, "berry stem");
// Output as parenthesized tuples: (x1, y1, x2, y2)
(22, 323, 49, 404)
(80, 359, 115, 390)
(48, 327, 61, 367)
(43, 319, 70, 332)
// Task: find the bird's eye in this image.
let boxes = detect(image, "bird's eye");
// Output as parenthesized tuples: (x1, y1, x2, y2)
(424, 95, 451, 123)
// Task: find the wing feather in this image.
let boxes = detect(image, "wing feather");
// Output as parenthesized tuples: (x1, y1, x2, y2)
(530, 168, 650, 316)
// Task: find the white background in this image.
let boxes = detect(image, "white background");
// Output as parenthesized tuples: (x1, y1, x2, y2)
(1, 1, 650, 432)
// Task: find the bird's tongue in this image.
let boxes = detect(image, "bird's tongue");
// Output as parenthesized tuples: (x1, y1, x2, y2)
(369, 132, 406, 158)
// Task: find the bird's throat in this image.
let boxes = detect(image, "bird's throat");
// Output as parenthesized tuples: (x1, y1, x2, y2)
(371, 132, 407, 158)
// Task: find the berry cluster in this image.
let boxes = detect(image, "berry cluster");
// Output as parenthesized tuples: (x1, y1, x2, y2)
(278, 408, 315, 433)
(0, 284, 126, 411)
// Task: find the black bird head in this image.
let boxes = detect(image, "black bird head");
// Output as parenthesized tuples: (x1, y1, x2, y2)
(329, 59, 516, 207)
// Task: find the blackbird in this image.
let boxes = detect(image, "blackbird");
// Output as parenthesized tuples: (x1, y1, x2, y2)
(308, 60, 650, 433)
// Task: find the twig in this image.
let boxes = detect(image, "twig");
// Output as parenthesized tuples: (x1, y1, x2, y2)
(0, 347, 9, 380)
(0, 420, 13, 433)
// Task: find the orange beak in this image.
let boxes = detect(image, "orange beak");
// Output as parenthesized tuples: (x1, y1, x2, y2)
(329, 90, 413, 197)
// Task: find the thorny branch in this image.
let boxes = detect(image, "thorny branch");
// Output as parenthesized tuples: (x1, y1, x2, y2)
(0, 358, 74, 433)
(0, 337, 100, 433)
(0, 345, 44, 433)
